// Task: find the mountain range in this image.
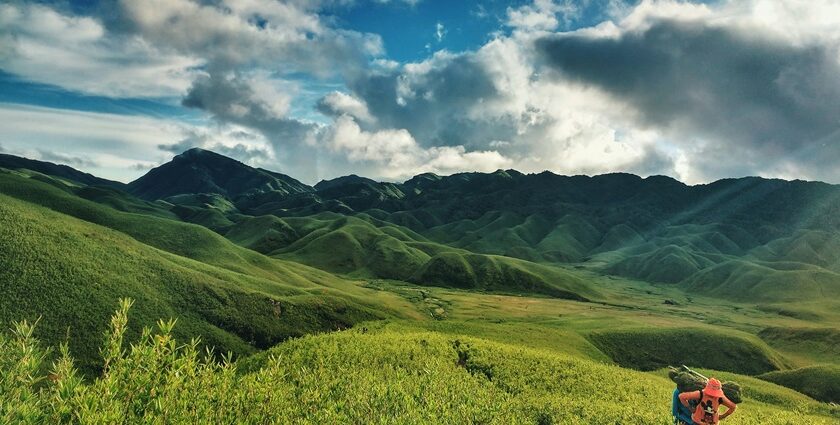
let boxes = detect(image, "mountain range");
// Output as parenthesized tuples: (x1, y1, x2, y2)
(1, 147, 838, 408)
(118, 148, 840, 302)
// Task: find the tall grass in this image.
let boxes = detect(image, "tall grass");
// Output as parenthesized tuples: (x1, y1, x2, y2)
(2, 301, 836, 424)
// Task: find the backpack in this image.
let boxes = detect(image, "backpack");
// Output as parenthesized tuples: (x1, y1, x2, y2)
(692, 390, 724, 424)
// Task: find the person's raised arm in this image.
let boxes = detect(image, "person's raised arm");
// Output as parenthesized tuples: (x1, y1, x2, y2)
(679, 390, 701, 408)
(719, 396, 737, 420)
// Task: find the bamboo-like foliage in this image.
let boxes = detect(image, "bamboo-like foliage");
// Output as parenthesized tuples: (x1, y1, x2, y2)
(0, 300, 837, 424)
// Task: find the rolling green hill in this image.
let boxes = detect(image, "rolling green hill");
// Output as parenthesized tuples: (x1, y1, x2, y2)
(0, 171, 417, 374)
(0, 153, 123, 188)
(586, 327, 787, 374)
(758, 365, 840, 403)
(2, 306, 837, 423)
(1, 149, 839, 422)
(232, 212, 598, 300)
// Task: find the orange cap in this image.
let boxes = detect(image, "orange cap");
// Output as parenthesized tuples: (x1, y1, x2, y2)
(704, 378, 725, 398)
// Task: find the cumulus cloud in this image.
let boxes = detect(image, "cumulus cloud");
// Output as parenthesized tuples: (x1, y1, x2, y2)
(338, 31, 675, 179)
(347, 50, 510, 149)
(506, 0, 580, 32)
(0, 3, 198, 97)
(317, 92, 376, 124)
(0, 0, 382, 97)
(107, 0, 382, 76)
(179, 72, 322, 177)
(534, 0, 840, 182)
(6, 0, 840, 184)
(320, 115, 512, 179)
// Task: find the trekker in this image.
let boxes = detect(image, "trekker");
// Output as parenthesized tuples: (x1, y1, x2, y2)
(678, 378, 737, 424)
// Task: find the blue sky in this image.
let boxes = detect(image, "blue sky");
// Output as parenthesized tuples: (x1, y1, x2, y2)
(1, 0, 606, 120)
(1, 0, 839, 184)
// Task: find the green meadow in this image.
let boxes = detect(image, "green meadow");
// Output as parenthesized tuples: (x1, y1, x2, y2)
(1, 152, 839, 423)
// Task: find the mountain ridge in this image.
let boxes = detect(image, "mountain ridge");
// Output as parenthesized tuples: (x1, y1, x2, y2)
(1, 148, 839, 411)
(4, 149, 840, 302)
(127, 148, 312, 201)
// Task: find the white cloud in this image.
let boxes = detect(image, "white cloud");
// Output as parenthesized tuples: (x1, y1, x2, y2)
(506, 0, 580, 32)
(374, 0, 422, 5)
(435, 22, 446, 42)
(0, 103, 192, 181)
(320, 115, 511, 180)
(0, 3, 199, 97)
(318, 92, 376, 123)
(113, 0, 382, 76)
(0, 0, 384, 97)
(5, 0, 840, 185)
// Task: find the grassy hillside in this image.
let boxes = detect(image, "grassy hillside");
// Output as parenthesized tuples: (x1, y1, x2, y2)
(272, 214, 432, 281)
(409, 252, 595, 300)
(75, 185, 178, 220)
(0, 153, 123, 188)
(758, 327, 840, 365)
(2, 304, 836, 424)
(759, 365, 840, 403)
(227, 212, 599, 300)
(2, 151, 840, 422)
(0, 173, 421, 374)
(586, 327, 787, 375)
(680, 260, 840, 302)
(0, 172, 326, 283)
(0, 192, 403, 373)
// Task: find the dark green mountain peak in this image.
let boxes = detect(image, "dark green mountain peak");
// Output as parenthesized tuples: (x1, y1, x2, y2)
(127, 148, 312, 201)
(314, 174, 378, 191)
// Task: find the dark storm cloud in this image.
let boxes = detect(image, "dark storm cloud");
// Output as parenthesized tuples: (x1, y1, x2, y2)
(535, 20, 840, 166)
(625, 145, 678, 178)
(182, 73, 316, 143)
(346, 53, 519, 149)
(181, 73, 319, 177)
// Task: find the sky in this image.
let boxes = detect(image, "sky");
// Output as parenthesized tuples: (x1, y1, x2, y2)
(1, 0, 840, 185)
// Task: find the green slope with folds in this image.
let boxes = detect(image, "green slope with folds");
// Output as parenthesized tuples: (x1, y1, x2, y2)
(0, 172, 417, 374)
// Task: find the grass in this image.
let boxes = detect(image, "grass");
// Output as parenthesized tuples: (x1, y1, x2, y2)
(1, 302, 837, 424)
(249, 212, 600, 299)
(410, 252, 596, 300)
(759, 365, 840, 403)
(758, 327, 840, 366)
(0, 173, 420, 375)
(3, 159, 840, 422)
(225, 215, 299, 253)
(586, 327, 786, 375)
(74, 186, 178, 220)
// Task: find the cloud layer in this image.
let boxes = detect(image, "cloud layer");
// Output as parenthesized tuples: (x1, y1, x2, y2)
(536, 17, 840, 182)
(3, 0, 840, 184)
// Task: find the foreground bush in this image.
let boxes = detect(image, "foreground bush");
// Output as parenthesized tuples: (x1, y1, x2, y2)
(1, 300, 837, 424)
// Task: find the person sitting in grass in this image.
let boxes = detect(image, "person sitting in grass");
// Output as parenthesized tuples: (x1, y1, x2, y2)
(679, 378, 737, 424)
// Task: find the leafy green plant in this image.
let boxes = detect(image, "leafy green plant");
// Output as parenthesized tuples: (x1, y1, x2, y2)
(1, 302, 836, 424)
